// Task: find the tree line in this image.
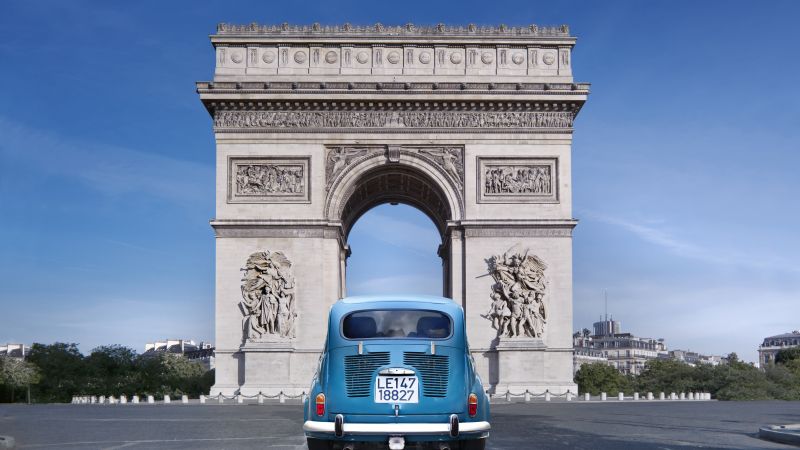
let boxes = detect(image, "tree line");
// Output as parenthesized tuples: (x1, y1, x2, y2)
(0, 343, 214, 403)
(575, 349, 800, 400)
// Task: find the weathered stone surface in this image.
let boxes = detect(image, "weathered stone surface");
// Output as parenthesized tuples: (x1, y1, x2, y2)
(198, 23, 589, 396)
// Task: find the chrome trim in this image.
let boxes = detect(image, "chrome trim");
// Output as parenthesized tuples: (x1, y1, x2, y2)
(378, 368, 416, 376)
(303, 420, 491, 435)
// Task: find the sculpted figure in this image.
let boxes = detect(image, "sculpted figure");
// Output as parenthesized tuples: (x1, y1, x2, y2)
(485, 250, 548, 338)
(239, 251, 296, 340)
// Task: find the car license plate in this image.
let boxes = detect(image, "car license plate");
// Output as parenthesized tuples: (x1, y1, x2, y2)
(374, 376, 419, 403)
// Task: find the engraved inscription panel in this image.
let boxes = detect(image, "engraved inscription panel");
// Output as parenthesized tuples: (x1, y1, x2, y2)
(228, 157, 310, 203)
(478, 157, 558, 203)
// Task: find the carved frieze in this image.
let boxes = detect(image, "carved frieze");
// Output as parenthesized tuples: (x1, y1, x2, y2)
(478, 157, 558, 203)
(485, 250, 547, 338)
(325, 147, 384, 190)
(240, 251, 297, 340)
(214, 110, 574, 131)
(228, 157, 310, 203)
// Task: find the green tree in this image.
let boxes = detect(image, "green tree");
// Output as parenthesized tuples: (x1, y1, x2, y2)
(635, 359, 699, 394)
(775, 347, 800, 365)
(574, 363, 633, 395)
(26, 342, 87, 403)
(135, 353, 207, 397)
(85, 345, 138, 396)
(0, 356, 41, 402)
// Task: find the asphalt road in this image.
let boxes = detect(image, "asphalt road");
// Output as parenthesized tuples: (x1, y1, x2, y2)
(1, 400, 799, 449)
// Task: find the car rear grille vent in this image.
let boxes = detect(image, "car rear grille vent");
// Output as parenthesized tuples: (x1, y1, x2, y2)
(403, 352, 449, 397)
(344, 352, 390, 397)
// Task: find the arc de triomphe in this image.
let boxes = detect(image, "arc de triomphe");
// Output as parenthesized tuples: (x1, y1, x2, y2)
(197, 23, 589, 396)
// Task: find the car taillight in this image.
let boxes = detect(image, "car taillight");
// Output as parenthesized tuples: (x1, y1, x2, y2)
(468, 393, 478, 417)
(315, 393, 325, 416)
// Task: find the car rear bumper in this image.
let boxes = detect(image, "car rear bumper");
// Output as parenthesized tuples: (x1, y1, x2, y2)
(303, 420, 491, 435)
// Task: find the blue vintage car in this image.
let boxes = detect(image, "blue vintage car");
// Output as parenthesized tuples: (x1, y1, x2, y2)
(303, 295, 490, 450)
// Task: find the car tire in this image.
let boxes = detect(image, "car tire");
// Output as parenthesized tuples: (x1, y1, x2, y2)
(459, 438, 487, 450)
(306, 437, 332, 450)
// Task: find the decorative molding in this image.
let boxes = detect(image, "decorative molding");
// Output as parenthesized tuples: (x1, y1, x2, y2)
(216, 22, 571, 38)
(485, 251, 548, 339)
(215, 110, 574, 131)
(477, 157, 558, 204)
(228, 157, 310, 203)
(197, 81, 591, 93)
(240, 251, 297, 340)
(464, 227, 572, 238)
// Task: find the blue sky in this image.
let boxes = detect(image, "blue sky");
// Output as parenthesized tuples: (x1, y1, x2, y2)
(1, 1, 798, 363)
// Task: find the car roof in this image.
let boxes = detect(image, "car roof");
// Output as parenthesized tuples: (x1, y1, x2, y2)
(330, 295, 464, 319)
(340, 295, 454, 305)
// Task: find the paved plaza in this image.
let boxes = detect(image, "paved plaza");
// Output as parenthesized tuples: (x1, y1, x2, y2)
(1, 401, 799, 449)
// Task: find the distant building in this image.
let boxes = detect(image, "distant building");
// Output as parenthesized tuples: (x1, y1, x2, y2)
(758, 330, 800, 367)
(0, 343, 28, 359)
(143, 339, 215, 370)
(573, 318, 667, 375)
(663, 349, 724, 366)
(572, 329, 609, 374)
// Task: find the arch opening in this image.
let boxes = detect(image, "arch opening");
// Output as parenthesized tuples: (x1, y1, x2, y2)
(336, 164, 456, 298)
(346, 203, 443, 297)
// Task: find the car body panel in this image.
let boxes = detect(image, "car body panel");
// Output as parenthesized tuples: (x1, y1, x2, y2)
(303, 295, 491, 445)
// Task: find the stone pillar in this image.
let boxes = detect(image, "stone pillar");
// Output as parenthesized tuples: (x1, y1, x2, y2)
(200, 395, 206, 404)
(147, 395, 154, 404)
(119, 395, 127, 404)
(647, 392, 653, 400)
(633, 392, 639, 401)
(132, 395, 139, 404)
(164, 395, 171, 404)
(659, 392, 665, 400)
(181, 395, 188, 404)
(601, 392, 607, 401)
(618, 392, 624, 401)
(584, 393, 590, 401)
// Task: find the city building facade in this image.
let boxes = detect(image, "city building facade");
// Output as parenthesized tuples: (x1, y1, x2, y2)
(143, 339, 215, 370)
(573, 319, 667, 375)
(758, 330, 800, 367)
(0, 343, 28, 359)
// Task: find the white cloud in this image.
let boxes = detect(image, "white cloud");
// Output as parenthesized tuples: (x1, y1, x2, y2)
(582, 210, 800, 274)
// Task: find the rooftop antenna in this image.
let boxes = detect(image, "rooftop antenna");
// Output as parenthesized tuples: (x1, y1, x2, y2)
(604, 289, 608, 322)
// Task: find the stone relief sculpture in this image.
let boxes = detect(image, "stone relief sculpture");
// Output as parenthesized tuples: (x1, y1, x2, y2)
(325, 147, 382, 190)
(485, 250, 547, 338)
(240, 251, 297, 340)
(419, 147, 464, 183)
(235, 163, 305, 195)
(215, 110, 575, 130)
(485, 165, 551, 195)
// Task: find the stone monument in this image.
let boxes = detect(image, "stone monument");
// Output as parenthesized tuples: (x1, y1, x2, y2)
(197, 22, 589, 396)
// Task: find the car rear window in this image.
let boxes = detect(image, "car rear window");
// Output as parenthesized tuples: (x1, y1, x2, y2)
(342, 310, 452, 339)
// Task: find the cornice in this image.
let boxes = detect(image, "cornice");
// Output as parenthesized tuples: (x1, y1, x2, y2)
(197, 81, 590, 95)
(214, 22, 574, 40)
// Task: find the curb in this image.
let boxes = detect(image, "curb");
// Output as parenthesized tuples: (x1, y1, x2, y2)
(0, 435, 15, 449)
(758, 424, 800, 447)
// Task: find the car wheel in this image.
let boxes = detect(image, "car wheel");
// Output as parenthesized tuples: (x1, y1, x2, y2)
(306, 437, 332, 450)
(459, 438, 486, 450)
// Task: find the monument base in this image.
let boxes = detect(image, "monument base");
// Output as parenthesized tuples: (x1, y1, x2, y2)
(477, 338, 577, 395)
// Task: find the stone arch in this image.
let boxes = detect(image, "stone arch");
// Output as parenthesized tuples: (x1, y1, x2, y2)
(325, 147, 464, 238)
